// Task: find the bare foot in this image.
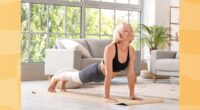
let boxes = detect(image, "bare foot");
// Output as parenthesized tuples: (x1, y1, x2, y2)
(60, 81, 67, 92)
(48, 77, 59, 93)
(130, 96, 143, 100)
(104, 97, 118, 103)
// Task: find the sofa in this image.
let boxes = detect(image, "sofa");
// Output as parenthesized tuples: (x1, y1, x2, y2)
(150, 50, 179, 82)
(45, 38, 141, 77)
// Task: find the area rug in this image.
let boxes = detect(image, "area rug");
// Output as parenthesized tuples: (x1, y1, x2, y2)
(135, 83, 179, 100)
(77, 82, 179, 100)
(45, 77, 178, 100)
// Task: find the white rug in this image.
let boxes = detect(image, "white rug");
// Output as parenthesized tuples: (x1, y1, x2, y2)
(73, 84, 178, 100)
(135, 83, 178, 100)
(22, 79, 179, 110)
(77, 76, 179, 100)
(24, 76, 179, 100)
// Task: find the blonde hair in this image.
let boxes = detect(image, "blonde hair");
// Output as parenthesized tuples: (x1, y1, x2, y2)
(112, 23, 134, 43)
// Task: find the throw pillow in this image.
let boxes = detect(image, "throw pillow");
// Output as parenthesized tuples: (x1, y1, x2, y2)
(55, 38, 65, 49)
(60, 39, 91, 58)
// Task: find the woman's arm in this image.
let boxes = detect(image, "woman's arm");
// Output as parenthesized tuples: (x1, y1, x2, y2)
(127, 46, 136, 99)
(103, 44, 116, 102)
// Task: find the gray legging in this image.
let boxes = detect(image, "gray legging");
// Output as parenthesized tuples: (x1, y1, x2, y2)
(54, 63, 105, 85)
(79, 63, 105, 83)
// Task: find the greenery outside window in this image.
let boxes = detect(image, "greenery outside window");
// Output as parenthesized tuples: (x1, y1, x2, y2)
(21, 0, 142, 63)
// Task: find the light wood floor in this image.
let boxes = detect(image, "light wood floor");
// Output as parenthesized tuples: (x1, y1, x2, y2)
(21, 77, 179, 110)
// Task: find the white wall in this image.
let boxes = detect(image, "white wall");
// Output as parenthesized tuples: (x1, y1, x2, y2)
(143, 0, 155, 26)
(142, 0, 171, 61)
(155, 0, 170, 27)
(170, 0, 179, 51)
(143, 0, 170, 27)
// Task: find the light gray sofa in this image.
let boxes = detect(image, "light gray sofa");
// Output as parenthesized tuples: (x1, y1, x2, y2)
(45, 38, 141, 76)
(150, 50, 179, 82)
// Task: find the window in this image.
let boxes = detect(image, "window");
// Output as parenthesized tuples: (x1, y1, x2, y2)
(66, 7, 81, 38)
(101, 9, 114, 39)
(129, 11, 140, 33)
(21, 0, 142, 63)
(67, 0, 81, 2)
(116, 10, 128, 26)
(49, 5, 65, 33)
(129, 11, 141, 51)
(21, 3, 29, 32)
(21, 33, 29, 63)
(86, 8, 100, 38)
(116, 0, 129, 4)
(48, 34, 65, 49)
(30, 4, 48, 33)
(130, 0, 140, 5)
(102, 0, 114, 3)
(30, 34, 46, 62)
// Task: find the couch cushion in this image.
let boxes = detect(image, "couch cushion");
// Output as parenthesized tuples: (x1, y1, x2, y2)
(155, 71, 179, 77)
(56, 38, 90, 50)
(86, 39, 111, 58)
(56, 38, 65, 49)
(81, 58, 102, 69)
(60, 39, 91, 58)
(155, 59, 179, 72)
(73, 39, 90, 52)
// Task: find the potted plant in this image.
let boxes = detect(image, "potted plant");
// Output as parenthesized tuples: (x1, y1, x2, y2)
(131, 24, 171, 79)
(131, 24, 171, 53)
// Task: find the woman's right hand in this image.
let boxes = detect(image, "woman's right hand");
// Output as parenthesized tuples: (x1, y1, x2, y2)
(104, 97, 118, 103)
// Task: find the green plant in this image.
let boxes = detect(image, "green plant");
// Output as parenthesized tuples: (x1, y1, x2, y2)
(132, 24, 170, 52)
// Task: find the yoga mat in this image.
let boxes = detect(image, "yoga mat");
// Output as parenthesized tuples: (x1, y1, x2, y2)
(32, 89, 163, 106)
(115, 98, 163, 106)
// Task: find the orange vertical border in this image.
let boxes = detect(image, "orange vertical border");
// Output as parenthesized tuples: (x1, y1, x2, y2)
(0, 0, 20, 110)
(180, 0, 200, 110)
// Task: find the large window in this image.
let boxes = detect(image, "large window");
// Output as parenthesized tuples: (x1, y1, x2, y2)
(86, 8, 100, 39)
(21, 0, 142, 63)
(101, 9, 114, 39)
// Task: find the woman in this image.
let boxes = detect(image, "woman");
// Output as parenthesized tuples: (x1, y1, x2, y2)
(48, 23, 141, 103)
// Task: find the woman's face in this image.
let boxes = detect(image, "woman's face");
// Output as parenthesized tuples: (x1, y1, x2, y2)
(120, 25, 134, 42)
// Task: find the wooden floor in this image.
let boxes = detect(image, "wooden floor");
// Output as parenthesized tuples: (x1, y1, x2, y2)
(21, 77, 179, 110)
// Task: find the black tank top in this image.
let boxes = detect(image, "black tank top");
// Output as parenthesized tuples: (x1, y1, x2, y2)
(103, 43, 130, 72)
